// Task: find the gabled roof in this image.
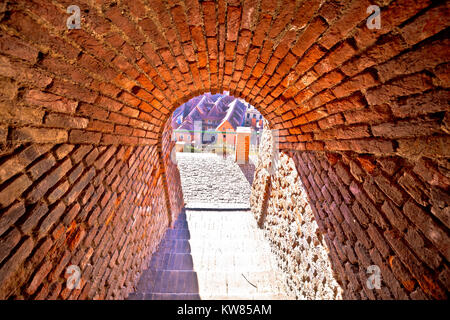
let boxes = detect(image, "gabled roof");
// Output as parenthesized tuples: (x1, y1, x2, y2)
(216, 99, 246, 131)
(172, 93, 250, 132)
(176, 119, 194, 131)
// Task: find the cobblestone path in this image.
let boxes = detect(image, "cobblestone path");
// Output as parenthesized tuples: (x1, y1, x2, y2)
(176, 152, 257, 208)
(128, 152, 293, 300)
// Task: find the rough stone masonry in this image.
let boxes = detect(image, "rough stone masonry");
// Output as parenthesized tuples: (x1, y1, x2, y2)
(0, 0, 448, 299)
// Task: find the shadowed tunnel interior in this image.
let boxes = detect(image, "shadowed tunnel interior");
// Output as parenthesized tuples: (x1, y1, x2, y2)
(0, 0, 448, 300)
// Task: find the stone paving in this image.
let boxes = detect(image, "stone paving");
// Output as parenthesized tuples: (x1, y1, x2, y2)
(175, 152, 257, 207)
(128, 152, 293, 300)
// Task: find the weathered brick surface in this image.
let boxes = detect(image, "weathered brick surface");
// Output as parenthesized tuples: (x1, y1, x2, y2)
(0, 143, 170, 299)
(252, 123, 449, 299)
(292, 151, 448, 299)
(251, 122, 343, 299)
(0, 0, 448, 300)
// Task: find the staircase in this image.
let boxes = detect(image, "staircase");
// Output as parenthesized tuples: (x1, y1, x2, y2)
(128, 208, 293, 300)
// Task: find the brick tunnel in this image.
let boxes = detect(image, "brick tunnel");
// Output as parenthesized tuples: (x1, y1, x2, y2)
(0, 0, 448, 300)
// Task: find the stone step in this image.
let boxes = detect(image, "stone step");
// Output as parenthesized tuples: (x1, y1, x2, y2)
(128, 293, 201, 300)
(189, 229, 264, 239)
(172, 218, 189, 230)
(156, 238, 273, 255)
(163, 229, 265, 241)
(150, 253, 194, 271)
(134, 293, 290, 300)
(164, 228, 191, 240)
(185, 202, 251, 210)
(170, 220, 263, 233)
(150, 252, 277, 272)
(157, 239, 191, 254)
(194, 271, 289, 295)
(146, 271, 200, 294)
(135, 270, 289, 296)
(128, 203, 292, 300)
(188, 239, 271, 251)
(199, 293, 293, 300)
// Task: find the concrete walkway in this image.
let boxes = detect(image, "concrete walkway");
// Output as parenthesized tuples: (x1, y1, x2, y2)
(128, 152, 292, 300)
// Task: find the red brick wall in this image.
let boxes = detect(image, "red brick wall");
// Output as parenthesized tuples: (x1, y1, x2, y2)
(0, 0, 448, 299)
(253, 122, 449, 299)
(0, 143, 170, 299)
(161, 119, 184, 226)
(289, 150, 449, 299)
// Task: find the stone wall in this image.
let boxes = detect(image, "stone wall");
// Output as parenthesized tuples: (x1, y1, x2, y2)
(252, 122, 449, 299)
(251, 122, 343, 299)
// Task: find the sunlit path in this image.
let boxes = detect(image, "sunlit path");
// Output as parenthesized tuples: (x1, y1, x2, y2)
(128, 153, 293, 300)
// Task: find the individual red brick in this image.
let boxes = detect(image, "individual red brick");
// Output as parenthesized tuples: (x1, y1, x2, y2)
(241, 0, 258, 29)
(292, 17, 328, 58)
(38, 202, 66, 237)
(28, 156, 56, 181)
(397, 136, 449, 160)
(0, 144, 52, 184)
(343, 104, 390, 125)
(55, 144, 74, 160)
(0, 238, 34, 299)
(69, 130, 102, 144)
(377, 39, 449, 83)
(65, 168, 96, 205)
(390, 90, 449, 118)
(309, 70, 345, 94)
(49, 80, 98, 104)
(226, 6, 241, 41)
(48, 181, 70, 204)
(314, 41, 357, 75)
(365, 73, 433, 105)
(399, 172, 430, 207)
(0, 33, 39, 63)
(326, 93, 366, 114)
(26, 260, 53, 295)
(404, 228, 442, 269)
(367, 224, 390, 258)
(11, 127, 68, 144)
(318, 0, 371, 49)
(0, 228, 21, 264)
(0, 175, 31, 208)
(252, 16, 271, 47)
(315, 125, 370, 141)
(373, 174, 407, 206)
(202, 1, 217, 37)
(399, 4, 450, 46)
(333, 71, 379, 98)
(403, 200, 450, 261)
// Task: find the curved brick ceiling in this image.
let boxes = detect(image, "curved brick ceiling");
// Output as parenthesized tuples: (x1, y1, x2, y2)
(0, 0, 449, 300)
(0, 0, 447, 157)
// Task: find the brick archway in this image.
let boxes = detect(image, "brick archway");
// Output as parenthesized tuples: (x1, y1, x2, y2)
(158, 90, 275, 229)
(0, 0, 448, 299)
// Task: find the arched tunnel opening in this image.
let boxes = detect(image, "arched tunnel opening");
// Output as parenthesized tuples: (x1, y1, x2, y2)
(0, 0, 448, 301)
(129, 92, 342, 300)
